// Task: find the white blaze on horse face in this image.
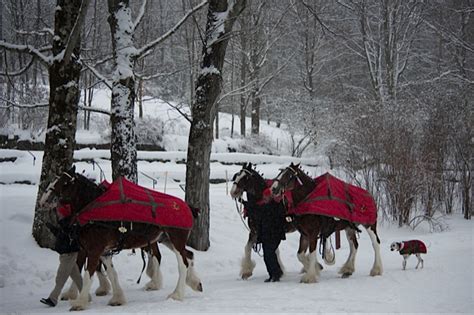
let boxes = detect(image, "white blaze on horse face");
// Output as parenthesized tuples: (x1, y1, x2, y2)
(230, 183, 242, 199)
(38, 177, 59, 208)
(230, 171, 246, 199)
(271, 172, 283, 195)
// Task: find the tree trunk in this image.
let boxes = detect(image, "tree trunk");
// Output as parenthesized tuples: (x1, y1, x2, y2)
(250, 93, 260, 135)
(239, 12, 248, 137)
(107, 0, 137, 183)
(32, 0, 85, 248)
(186, 0, 246, 250)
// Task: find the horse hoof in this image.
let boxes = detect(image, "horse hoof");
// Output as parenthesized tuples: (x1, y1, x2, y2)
(241, 272, 252, 280)
(300, 275, 318, 283)
(95, 290, 108, 296)
(108, 301, 123, 306)
(69, 305, 85, 311)
(317, 263, 324, 270)
(145, 282, 160, 291)
(167, 292, 184, 301)
(196, 282, 203, 292)
(341, 272, 352, 278)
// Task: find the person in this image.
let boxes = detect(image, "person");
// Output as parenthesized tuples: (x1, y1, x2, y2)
(40, 205, 82, 307)
(248, 198, 286, 282)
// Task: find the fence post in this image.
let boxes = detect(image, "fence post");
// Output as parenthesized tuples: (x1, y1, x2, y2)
(225, 170, 229, 195)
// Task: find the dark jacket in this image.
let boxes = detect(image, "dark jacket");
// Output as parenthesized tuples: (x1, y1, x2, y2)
(47, 218, 80, 254)
(247, 200, 286, 245)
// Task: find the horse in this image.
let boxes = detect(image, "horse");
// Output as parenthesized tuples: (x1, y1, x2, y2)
(270, 163, 383, 283)
(39, 167, 202, 310)
(230, 162, 333, 280)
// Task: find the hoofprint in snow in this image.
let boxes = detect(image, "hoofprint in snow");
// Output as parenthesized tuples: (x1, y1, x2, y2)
(0, 153, 472, 314)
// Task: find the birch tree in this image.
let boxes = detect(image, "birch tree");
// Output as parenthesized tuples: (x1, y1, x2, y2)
(104, 0, 207, 182)
(186, 0, 246, 250)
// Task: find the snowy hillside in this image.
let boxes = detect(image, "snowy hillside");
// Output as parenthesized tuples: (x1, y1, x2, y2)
(71, 89, 305, 156)
(0, 154, 473, 314)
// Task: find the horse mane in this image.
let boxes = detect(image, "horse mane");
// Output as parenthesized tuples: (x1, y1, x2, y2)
(71, 173, 107, 211)
(288, 164, 315, 206)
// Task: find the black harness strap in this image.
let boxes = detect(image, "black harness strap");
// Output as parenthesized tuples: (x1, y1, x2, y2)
(136, 248, 147, 284)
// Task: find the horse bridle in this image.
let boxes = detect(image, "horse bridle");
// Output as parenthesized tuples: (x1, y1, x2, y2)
(232, 169, 254, 188)
(273, 166, 303, 191)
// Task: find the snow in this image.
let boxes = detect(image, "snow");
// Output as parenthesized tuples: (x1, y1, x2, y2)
(0, 153, 473, 314)
(200, 65, 221, 76)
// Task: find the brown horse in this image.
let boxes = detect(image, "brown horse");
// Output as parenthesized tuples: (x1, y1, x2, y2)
(39, 167, 202, 310)
(230, 163, 332, 280)
(271, 163, 383, 283)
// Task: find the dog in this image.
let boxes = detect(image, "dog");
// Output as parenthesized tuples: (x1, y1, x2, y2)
(390, 240, 427, 270)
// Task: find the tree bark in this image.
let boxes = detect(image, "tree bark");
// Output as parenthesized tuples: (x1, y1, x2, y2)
(32, 0, 86, 248)
(186, 0, 246, 250)
(107, 0, 138, 183)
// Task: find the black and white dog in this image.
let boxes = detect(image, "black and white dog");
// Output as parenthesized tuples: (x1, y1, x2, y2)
(390, 240, 427, 270)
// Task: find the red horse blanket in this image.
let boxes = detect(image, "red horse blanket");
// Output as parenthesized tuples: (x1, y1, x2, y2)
(76, 177, 193, 229)
(289, 173, 377, 225)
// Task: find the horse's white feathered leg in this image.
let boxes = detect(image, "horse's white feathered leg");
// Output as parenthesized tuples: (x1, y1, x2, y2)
(300, 250, 320, 283)
(101, 256, 126, 306)
(366, 226, 383, 276)
(167, 249, 187, 301)
(185, 257, 203, 292)
(61, 280, 79, 300)
(145, 253, 163, 291)
(95, 267, 111, 296)
(240, 239, 256, 279)
(339, 229, 357, 277)
(297, 251, 309, 273)
(70, 271, 93, 311)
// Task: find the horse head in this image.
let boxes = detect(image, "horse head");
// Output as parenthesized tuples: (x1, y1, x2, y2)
(39, 166, 104, 215)
(230, 162, 266, 200)
(271, 162, 314, 200)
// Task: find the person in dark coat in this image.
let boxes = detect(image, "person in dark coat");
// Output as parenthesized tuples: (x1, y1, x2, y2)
(40, 205, 82, 307)
(247, 199, 286, 282)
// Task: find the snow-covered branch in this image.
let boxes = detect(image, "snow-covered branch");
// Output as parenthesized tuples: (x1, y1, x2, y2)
(136, 0, 208, 58)
(0, 97, 48, 109)
(0, 96, 111, 116)
(0, 56, 35, 76)
(0, 40, 51, 65)
(62, 0, 91, 65)
(138, 67, 188, 81)
(132, 0, 147, 32)
(80, 60, 113, 89)
(15, 28, 54, 37)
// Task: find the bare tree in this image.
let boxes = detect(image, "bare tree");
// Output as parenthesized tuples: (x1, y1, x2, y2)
(103, 0, 207, 182)
(0, 0, 90, 247)
(186, 0, 246, 250)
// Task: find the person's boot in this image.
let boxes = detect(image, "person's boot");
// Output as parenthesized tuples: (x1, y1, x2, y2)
(271, 270, 283, 282)
(40, 298, 56, 307)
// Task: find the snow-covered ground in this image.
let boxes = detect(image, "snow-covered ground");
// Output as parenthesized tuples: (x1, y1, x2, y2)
(0, 154, 472, 314)
(1, 89, 472, 313)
